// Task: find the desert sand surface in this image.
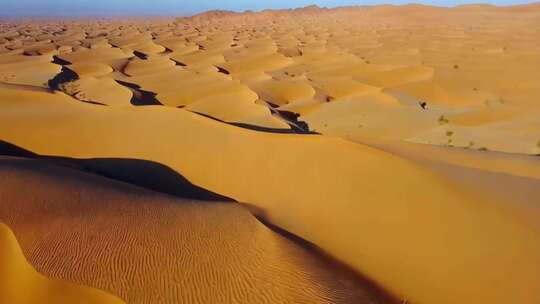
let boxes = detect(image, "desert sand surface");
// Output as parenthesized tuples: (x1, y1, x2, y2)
(0, 221, 124, 304)
(1, 2, 540, 304)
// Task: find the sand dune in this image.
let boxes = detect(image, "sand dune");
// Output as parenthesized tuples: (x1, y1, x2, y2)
(0, 54, 60, 87)
(56, 47, 132, 70)
(1, 87, 539, 304)
(57, 76, 133, 106)
(123, 56, 176, 76)
(66, 63, 114, 78)
(0, 156, 391, 304)
(1, 3, 540, 304)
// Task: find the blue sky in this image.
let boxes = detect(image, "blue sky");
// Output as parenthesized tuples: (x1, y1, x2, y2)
(1, 0, 537, 16)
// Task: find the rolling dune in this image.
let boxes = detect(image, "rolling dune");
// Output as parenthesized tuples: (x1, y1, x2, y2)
(0, 156, 391, 304)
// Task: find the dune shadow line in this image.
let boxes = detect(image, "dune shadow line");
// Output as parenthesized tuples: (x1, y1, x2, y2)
(115, 80, 162, 106)
(0, 140, 232, 202)
(192, 111, 319, 135)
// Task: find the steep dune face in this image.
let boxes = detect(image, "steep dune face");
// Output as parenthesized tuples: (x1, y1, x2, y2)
(0, 90, 539, 304)
(0, 157, 390, 304)
(0, 222, 125, 304)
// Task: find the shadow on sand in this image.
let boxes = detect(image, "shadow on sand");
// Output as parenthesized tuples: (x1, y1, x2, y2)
(192, 111, 319, 135)
(115, 80, 162, 106)
(0, 140, 232, 202)
(47, 66, 78, 90)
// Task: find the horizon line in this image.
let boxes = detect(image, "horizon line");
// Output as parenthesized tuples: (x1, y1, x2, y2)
(1, 1, 538, 18)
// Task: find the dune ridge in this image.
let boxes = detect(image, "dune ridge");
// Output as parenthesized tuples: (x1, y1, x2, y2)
(0, 156, 394, 304)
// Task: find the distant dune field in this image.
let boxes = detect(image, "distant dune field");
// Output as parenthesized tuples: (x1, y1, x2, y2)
(1, 3, 540, 304)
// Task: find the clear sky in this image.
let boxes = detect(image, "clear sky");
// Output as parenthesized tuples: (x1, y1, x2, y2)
(1, 0, 537, 17)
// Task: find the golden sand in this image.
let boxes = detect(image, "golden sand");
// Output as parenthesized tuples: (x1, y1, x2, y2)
(1, 3, 540, 304)
(0, 222, 124, 304)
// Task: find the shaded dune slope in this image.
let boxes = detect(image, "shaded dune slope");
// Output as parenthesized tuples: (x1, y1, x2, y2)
(0, 140, 232, 201)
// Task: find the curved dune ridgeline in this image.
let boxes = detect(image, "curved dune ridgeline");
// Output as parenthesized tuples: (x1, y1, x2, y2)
(0, 222, 125, 304)
(0, 156, 392, 304)
(0, 89, 539, 304)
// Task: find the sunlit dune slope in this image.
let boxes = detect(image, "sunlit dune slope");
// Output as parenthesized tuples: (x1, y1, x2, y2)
(0, 54, 60, 88)
(0, 222, 125, 304)
(0, 89, 539, 304)
(0, 156, 390, 304)
(343, 135, 540, 180)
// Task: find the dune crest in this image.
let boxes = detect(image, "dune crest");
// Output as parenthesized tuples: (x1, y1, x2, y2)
(0, 156, 393, 304)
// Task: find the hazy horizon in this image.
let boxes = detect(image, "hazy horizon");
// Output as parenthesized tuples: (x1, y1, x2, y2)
(1, 0, 538, 17)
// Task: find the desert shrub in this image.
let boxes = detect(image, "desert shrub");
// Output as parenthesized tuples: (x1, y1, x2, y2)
(438, 115, 449, 125)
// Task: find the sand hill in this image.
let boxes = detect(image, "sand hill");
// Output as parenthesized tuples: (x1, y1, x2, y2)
(0, 156, 392, 303)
